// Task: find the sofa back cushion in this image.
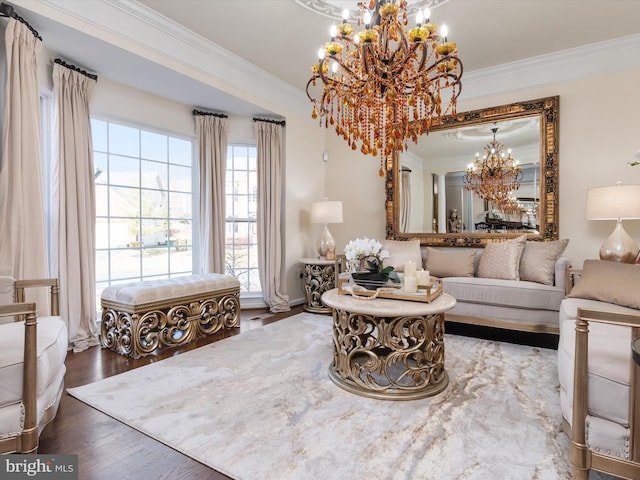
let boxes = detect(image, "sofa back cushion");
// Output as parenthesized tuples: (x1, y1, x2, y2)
(519, 239, 569, 285)
(477, 235, 527, 280)
(425, 247, 475, 277)
(567, 259, 640, 309)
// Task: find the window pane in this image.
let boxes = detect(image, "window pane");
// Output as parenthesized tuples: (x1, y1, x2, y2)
(141, 160, 167, 191)
(110, 249, 141, 280)
(142, 247, 169, 276)
(168, 164, 191, 192)
(92, 119, 107, 152)
(169, 137, 192, 166)
(169, 192, 191, 219)
(141, 189, 168, 218)
(142, 218, 168, 247)
(170, 246, 192, 274)
(109, 186, 139, 217)
(141, 130, 167, 162)
(109, 155, 139, 187)
(108, 123, 139, 157)
(95, 185, 108, 217)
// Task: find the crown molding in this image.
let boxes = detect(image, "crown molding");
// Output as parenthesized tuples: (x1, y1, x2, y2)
(462, 33, 640, 100)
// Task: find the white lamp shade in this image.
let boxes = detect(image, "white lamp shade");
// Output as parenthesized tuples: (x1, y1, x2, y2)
(585, 184, 640, 220)
(310, 200, 343, 224)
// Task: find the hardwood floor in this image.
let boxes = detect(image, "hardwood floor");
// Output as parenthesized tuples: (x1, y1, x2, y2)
(37, 305, 304, 480)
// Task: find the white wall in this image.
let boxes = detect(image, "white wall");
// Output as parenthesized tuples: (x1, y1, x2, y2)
(324, 68, 640, 269)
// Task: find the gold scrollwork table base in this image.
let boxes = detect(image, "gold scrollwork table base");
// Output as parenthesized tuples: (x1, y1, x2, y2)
(322, 289, 456, 400)
(101, 283, 240, 358)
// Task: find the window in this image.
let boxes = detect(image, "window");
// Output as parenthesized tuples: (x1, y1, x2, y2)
(93, 119, 194, 302)
(226, 143, 260, 294)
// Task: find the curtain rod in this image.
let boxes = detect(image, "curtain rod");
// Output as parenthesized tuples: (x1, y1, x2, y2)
(253, 117, 285, 126)
(193, 109, 228, 118)
(54, 58, 98, 81)
(0, 2, 42, 41)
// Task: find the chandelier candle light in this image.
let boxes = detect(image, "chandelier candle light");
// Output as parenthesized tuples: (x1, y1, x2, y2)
(464, 127, 523, 203)
(306, 0, 463, 177)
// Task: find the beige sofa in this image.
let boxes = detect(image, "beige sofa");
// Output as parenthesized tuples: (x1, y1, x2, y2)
(383, 237, 570, 334)
(556, 260, 640, 479)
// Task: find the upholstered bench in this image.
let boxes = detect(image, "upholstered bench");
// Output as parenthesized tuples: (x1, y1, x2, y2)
(100, 274, 240, 358)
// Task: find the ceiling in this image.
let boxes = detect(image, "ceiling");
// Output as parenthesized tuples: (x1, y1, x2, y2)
(7, 0, 640, 116)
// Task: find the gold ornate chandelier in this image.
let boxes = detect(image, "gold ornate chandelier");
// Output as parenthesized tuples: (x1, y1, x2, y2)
(306, 0, 463, 176)
(463, 127, 523, 203)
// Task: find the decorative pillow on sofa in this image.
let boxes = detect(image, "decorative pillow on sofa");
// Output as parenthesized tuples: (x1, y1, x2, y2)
(519, 239, 569, 285)
(477, 234, 527, 280)
(567, 259, 640, 309)
(425, 247, 475, 277)
(383, 239, 422, 272)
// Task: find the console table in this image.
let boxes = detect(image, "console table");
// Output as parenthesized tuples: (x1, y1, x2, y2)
(322, 288, 456, 400)
(300, 258, 336, 314)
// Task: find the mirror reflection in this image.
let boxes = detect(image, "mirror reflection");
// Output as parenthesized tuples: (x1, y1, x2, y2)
(387, 96, 559, 247)
(399, 116, 541, 234)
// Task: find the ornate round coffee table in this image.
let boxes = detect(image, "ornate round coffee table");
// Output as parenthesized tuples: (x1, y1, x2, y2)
(322, 288, 456, 400)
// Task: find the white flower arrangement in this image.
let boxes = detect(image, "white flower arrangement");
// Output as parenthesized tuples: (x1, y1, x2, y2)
(343, 237, 401, 286)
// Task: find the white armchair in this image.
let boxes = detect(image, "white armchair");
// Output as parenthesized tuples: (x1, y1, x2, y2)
(0, 277, 67, 454)
(558, 260, 640, 479)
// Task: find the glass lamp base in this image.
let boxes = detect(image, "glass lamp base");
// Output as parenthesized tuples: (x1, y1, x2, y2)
(317, 224, 336, 258)
(599, 220, 640, 264)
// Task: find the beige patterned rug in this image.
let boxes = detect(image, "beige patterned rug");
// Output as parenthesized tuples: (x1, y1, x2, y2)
(69, 312, 575, 480)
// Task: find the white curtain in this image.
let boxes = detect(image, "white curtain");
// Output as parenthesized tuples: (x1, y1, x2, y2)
(195, 114, 228, 273)
(255, 120, 289, 313)
(0, 19, 49, 312)
(51, 62, 99, 352)
(401, 168, 411, 232)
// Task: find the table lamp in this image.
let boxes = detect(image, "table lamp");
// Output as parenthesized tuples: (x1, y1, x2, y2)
(310, 199, 343, 259)
(586, 183, 640, 263)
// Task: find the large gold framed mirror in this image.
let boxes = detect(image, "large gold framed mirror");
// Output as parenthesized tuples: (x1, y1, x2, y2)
(386, 96, 559, 246)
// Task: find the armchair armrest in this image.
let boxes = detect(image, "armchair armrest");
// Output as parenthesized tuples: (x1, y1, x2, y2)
(15, 278, 59, 316)
(571, 307, 640, 479)
(0, 302, 39, 453)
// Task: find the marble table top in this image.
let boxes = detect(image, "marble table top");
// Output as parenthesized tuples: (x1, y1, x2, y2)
(321, 288, 456, 316)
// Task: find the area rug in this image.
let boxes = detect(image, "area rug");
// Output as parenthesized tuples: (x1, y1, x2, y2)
(68, 312, 573, 480)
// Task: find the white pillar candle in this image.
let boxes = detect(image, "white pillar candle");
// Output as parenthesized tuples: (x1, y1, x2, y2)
(417, 269, 430, 286)
(404, 276, 418, 293)
(404, 260, 417, 278)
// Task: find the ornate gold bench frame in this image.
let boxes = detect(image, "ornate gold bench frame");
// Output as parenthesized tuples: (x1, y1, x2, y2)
(101, 286, 240, 358)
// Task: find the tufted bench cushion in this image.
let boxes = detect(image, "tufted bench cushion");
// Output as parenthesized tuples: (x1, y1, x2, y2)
(100, 274, 240, 358)
(101, 274, 240, 306)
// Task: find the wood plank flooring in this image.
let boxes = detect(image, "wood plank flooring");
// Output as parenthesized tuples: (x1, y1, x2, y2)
(37, 306, 304, 480)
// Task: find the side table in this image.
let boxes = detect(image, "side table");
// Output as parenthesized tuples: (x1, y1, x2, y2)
(300, 258, 335, 314)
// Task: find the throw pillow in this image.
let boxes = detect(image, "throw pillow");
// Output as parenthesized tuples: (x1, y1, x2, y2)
(567, 259, 640, 310)
(519, 239, 569, 285)
(425, 247, 476, 277)
(477, 234, 527, 280)
(383, 239, 423, 272)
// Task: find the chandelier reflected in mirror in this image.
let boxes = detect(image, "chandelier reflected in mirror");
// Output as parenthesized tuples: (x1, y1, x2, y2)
(463, 126, 523, 203)
(306, 0, 463, 176)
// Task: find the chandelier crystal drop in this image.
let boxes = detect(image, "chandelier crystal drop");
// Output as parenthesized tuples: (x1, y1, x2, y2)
(463, 126, 523, 203)
(306, 0, 463, 176)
